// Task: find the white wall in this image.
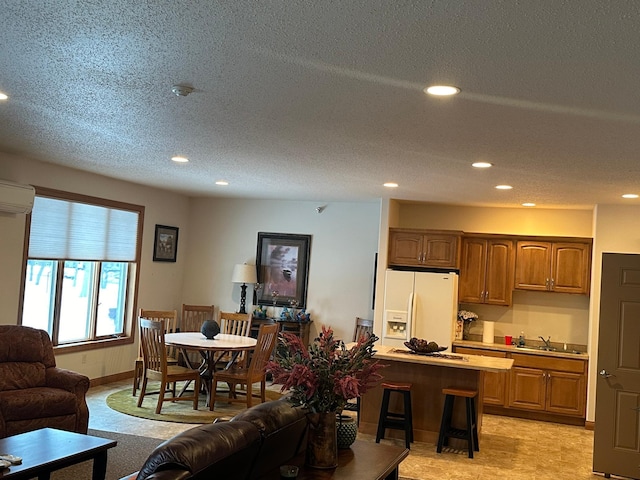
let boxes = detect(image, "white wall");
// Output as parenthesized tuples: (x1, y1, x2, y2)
(182, 197, 381, 342)
(0, 153, 189, 378)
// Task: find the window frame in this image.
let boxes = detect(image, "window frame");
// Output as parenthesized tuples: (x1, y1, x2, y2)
(18, 186, 144, 353)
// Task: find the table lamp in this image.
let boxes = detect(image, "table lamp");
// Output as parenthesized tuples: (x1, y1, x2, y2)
(232, 263, 257, 314)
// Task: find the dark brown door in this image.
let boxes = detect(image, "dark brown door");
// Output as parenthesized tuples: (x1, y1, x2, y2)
(593, 253, 640, 478)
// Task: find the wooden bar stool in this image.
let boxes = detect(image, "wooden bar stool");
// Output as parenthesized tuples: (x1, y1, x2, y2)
(437, 387, 479, 458)
(375, 382, 414, 449)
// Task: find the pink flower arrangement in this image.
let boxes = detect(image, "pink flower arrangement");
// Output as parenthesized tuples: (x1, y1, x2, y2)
(267, 326, 384, 413)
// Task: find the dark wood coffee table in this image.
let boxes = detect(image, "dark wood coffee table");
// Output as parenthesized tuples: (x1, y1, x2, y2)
(0, 428, 117, 480)
(259, 439, 409, 480)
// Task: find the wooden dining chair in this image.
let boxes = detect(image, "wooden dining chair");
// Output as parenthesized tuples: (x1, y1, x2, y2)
(216, 311, 252, 368)
(132, 309, 179, 396)
(210, 322, 278, 411)
(137, 318, 201, 414)
(344, 317, 374, 425)
(181, 304, 215, 332)
(180, 304, 215, 367)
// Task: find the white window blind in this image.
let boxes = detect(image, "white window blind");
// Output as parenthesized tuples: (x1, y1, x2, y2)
(28, 196, 140, 261)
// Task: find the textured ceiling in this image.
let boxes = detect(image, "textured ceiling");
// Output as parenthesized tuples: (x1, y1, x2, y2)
(2, 1, 640, 209)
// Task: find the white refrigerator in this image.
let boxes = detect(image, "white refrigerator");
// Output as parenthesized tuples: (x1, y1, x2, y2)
(382, 269, 458, 349)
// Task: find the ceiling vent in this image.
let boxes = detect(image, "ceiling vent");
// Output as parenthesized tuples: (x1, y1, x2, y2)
(0, 180, 36, 214)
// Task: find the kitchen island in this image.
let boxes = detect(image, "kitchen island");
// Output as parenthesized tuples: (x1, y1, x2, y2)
(359, 344, 514, 445)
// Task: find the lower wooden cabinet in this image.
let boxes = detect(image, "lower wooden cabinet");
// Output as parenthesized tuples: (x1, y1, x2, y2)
(454, 347, 508, 406)
(508, 353, 586, 417)
(453, 346, 587, 419)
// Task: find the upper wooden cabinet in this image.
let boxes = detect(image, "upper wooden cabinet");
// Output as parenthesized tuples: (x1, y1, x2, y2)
(388, 229, 461, 269)
(459, 236, 514, 306)
(514, 240, 591, 294)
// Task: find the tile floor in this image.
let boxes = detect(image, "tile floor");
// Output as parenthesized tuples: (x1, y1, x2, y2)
(87, 380, 603, 479)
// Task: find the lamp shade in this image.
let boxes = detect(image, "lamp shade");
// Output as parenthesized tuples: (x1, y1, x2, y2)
(232, 263, 257, 284)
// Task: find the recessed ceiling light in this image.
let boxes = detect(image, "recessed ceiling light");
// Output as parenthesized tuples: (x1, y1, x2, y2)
(383, 182, 399, 188)
(522, 202, 536, 207)
(622, 193, 639, 199)
(472, 162, 493, 168)
(215, 180, 229, 186)
(0, 92, 8, 101)
(171, 156, 189, 163)
(495, 185, 513, 190)
(424, 85, 460, 96)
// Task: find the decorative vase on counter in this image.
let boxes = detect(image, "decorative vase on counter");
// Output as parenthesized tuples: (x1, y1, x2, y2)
(305, 412, 338, 468)
(200, 320, 220, 339)
(336, 414, 357, 449)
(462, 321, 471, 340)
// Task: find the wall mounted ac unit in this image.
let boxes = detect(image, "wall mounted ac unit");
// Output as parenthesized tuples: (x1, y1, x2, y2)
(0, 180, 36, 214)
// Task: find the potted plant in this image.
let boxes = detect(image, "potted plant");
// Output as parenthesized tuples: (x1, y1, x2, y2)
(267, 326, 384, 468)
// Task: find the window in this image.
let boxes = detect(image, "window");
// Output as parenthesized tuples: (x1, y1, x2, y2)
(20, 187, 144, 348)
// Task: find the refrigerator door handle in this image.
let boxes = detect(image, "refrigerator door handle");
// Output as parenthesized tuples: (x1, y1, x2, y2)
(409, 292, 417, 337)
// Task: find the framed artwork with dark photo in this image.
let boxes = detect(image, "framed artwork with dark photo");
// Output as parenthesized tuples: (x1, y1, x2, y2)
(153, 225, 179, 262)
(256, 232, 311, 308)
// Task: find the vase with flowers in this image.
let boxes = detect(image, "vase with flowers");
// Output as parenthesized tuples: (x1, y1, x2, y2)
(267, 326, 384, 468)
(457, 310, 478, 340)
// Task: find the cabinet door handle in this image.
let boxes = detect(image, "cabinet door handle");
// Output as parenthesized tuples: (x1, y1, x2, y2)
(550, 278, 555, 289)
(545, 278, 550, 289)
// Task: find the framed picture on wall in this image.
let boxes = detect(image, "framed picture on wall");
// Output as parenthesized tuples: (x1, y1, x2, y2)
(256, 232, 312, 308)
(153, 224, 179, 262)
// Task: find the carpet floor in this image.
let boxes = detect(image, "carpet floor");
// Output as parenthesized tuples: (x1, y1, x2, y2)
(108, 382, 282, 423)
(48, 429, 163, 480)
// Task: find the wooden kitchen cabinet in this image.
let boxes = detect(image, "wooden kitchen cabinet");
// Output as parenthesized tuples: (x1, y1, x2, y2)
(514, 240, 591, 294)
(388, 228, 461, 269)
(508, 353, 586, 417)
(459, 236, 514, 306)
(454, 346, 508, 406)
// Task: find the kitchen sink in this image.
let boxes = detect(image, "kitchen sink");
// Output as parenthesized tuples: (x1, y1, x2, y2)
(516, 345, 557, 352)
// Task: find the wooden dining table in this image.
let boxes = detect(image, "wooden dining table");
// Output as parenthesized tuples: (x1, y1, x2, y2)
(164, 332, 257, 406)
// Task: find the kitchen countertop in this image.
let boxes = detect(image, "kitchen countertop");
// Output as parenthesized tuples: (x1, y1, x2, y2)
(453, 340, 589, 359)
(374, 344, 514, 373)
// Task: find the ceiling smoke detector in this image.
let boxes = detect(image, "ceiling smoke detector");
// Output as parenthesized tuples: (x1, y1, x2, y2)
(171, 85, 194, 97)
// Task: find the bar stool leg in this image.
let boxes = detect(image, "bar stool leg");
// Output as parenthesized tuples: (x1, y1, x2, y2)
(470, 396, 479, 452)
(465, 396, 475, 458)
(403, 388, 413, 447)
(436, 394, 454, 453)
(376, 389, 391, 443)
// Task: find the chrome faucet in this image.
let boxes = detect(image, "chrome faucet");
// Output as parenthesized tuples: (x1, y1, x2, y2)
(539, 336, 552, 349)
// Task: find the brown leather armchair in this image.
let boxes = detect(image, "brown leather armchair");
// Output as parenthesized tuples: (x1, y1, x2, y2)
(0, 325, 90, 438)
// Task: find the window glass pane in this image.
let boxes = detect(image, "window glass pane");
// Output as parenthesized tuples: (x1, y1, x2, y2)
(96, 262, 128, 336)
(22, 259, 57, 332)
(58, 261, 95, 343)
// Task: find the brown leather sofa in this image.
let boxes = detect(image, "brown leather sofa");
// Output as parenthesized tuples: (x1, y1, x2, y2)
(130, 396, 308, 480)
(0, 325, 90, 438)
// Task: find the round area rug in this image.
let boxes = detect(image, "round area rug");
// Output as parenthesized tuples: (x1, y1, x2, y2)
(107, 382, 283, 423)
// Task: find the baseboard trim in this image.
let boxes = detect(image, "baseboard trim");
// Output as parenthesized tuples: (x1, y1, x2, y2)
(90, 371, 133, 387)
(584, 421, 595, 431)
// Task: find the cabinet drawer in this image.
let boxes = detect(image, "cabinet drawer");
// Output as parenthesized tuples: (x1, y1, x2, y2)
(455, 347, 507, 358)
(511, 353, 585, 373)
